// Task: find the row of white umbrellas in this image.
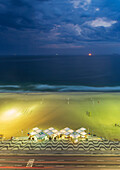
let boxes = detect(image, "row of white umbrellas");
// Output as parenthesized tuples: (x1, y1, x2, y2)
(30, 127, 87, 139)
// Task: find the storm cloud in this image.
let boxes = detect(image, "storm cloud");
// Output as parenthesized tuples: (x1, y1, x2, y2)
(0, 0, 119, 55)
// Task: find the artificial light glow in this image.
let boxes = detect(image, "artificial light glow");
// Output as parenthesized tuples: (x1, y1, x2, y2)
(1, 109, 21, 121)
(89, 53, 92, 56)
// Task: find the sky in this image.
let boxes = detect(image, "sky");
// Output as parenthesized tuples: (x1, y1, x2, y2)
(0, 0, 120, 55)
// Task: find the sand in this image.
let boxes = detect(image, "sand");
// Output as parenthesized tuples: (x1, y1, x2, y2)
(0, 92, 120, 140)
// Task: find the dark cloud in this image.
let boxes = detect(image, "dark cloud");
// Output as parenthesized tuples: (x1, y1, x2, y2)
(10, 0, 28, 7)
(0, 0, 120, 55)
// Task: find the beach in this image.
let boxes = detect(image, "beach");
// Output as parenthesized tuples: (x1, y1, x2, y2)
(0, 92, 120, 140)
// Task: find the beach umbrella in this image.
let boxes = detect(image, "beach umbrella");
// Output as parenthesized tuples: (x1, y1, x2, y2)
(47, 131, 54, 136)
(44, 129, 49, 133)
(45, 130, 54, 136)
(60, 129, 66, 134)
(44, 128, 58, 136)
(65, 127, 74, 133)
(80, 131, 87, 136)
(62, 127, 74, 133)
(30, 131, 37, 136)
(48, 127, 55, 131)
(76, 129, 82, 133)
(64, 127, 70, 131)
(68, 129, 74, 133)
(80, 127, 86, 131)
(36, 129, 42, 133)
(33, 127, 39, 131)
(52, 129, 58, 133)
(35, 132, 47, 140)
(81, 135, 85, 138)
(70, 132, 80, 139)
(64, 131, 71, 137)
(55, 132, 61, 136)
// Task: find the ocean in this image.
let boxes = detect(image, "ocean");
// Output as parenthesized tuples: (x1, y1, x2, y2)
(0, 55, 120, 92)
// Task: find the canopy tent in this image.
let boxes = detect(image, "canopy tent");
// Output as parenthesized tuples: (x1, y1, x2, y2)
(80, 127, 86, 131)
(33, 127, 39, 131)
(36, 129, 42, 133)
(70, 132, 80, 139)
(60, 127, 74, 135)
(44, 129, 49, 133)
(64, 127, 74, 133)
(64, 131, 71, 137)
(29, 127, 87, 141)
(80, 131, 87, 135)
(48, 127, 55, 131)
(45, 131, 54, 136)
(35, 132, 47, 140)
(60, 129, 66, 134)
(30, 131, 38, 136)
(76, 129, 82, 133)
(44, 127, 58, 137)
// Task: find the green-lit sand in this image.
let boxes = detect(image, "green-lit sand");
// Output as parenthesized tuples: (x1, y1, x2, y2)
(0, 92, 120, 140)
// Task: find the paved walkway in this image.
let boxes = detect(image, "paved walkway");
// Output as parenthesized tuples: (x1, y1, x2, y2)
(0, 139, 120, 154)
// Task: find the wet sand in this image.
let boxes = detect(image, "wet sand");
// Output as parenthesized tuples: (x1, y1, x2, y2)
(0, 92, 120, 140)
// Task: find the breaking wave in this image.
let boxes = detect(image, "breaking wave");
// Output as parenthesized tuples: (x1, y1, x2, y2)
(1, 84, 120, 92)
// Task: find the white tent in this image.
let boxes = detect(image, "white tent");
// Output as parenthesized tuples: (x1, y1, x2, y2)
(60, 129, 66, 134)
(52, 129, 58, 133)
(44, 129, 49, 133)
(46, 131, 54, 136)
(70, 132, 80, 139)
(80, 131, 87, 136)
(33, 127, 39, 131)
(30, 131, 38, 136)
(80, 127, 86, 131)
(64, 132, 71, 136)
(60, 127, 74, 134)
(36, 129, 42, 133)
(48, 127, 55, 131)
(76, 129, 82, 133)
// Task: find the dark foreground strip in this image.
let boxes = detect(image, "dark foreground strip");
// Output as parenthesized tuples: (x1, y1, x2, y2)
(0, 167, 53, 169)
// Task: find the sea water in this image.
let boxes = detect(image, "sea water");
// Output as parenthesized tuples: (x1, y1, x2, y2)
(0, 55, 120, 92)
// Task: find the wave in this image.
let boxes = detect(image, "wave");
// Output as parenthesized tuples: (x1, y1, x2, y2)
(31, 84, 120, 92)
(1, 84, 120, 92)
(0, 85, 20, 88)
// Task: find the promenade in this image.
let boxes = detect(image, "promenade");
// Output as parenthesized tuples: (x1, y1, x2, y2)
(0, 139, 120, 154)
(0, 139, 120, 169)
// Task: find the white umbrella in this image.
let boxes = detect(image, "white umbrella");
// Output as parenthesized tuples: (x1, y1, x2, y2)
(70, 132, 80, 139)
(45, 131, 54, 136)
(30, 131, 37, 136)
(68, 129, 74, 133)
(36, 129, 42, 133)
(80, 131, 87, 135)
(63, 127, 74, 133)
(49, 127, 55, 131)
(76, 129, 82, 133)
(52, 129, 58, 133)
(35, 132, 47, 139)
(80, 127, 86, 131)
(55, 132, 61, 136)
(33, 127, 39, 131)
(44, 129, 49, 133)
(64, 127, 70, 131)
(64, 132, 71, 137)
(60, 129, 66, 134)
(81, 135, 85, 138)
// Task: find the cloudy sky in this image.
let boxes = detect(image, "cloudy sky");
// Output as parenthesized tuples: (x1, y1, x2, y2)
(0, 0, 120, 55)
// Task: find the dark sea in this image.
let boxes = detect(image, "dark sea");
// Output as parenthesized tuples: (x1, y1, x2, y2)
(0, 55, 120, 92)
